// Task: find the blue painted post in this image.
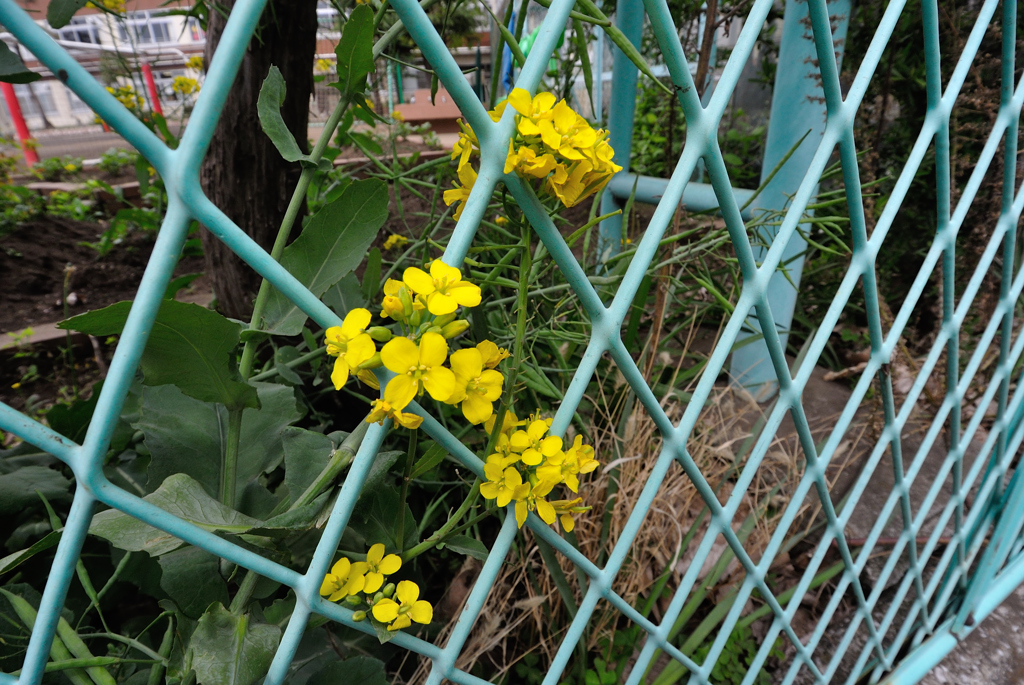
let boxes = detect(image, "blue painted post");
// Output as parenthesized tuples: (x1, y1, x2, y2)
(597, 0, 644, 262)
(728, 0, 851, 395)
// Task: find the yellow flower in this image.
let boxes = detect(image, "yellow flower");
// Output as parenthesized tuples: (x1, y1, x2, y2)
(515, 479, 557, 528)
(371, 580, 433, 631)
(509, 418, 562, 466)
(379, 278, 410, 321)
(362, 543, 401, 593)
(487, 99, 508, 122)
(391, 109, 405, 122)
(171, 76, 199, 96)
(443, 163, 477, 221)
(535, 100, 597, 160)
(537, 435, 596, 492)
(186, 55, 204, 71)
(319, 557, 368, 601)
(494, 215, 509, 226)
(325, 309, 376, 390)
(356, 368, 380, 390)
(402, 259, 481, 316)
(477, 340, 511, 369)
(447, 348, 504, 424)
(550, 497, 590, 532)
(383, 234, 409, 251)
(451, 121, 478, 172)
(367, 398, 423, 429)
(63, 163, 76, 172)
(481, 463, 530, 507)
(380, 332, 455, 409)
(507, 88, 556, 131)
(484, 410, 524, 437)
(504, 143, 561, 179)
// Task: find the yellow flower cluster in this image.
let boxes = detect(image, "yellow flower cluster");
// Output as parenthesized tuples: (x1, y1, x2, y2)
(86, 0, 125, 13)
(383, 234, 408, 251)
(171, 76, 200, 96)
(185, 55, 204, 72)
(106, 84, 144, 114)
(481, 413, 598, 530)
(444, 88, 621, 220)
(324, 259, 511, 428)
(314, 58, 336, 75)
(320, 544, 433, 632)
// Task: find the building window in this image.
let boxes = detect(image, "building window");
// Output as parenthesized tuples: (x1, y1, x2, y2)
(118, 12, 175, 45)
(316, 1, 340, 29)
(14, 83, 57, 116)
(57, 17, 101, 44)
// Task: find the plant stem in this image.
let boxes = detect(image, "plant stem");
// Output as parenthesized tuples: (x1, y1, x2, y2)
(396, 430, 418, 553)
(249, 346, 327, 382)
(229, 419, 369, 615)
(402, 482, 482, 561)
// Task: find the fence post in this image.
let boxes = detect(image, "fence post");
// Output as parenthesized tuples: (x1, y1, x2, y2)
(597, 0, 644, 262)
(0, 82, 37, 166)
(141, 62, 164, 115)
(728, 0, 851, 396)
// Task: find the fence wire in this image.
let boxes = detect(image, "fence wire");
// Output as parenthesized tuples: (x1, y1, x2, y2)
(0, 0, 1022, 683)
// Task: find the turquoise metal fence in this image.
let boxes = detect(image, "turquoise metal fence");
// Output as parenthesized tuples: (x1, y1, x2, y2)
(0, 0, 1021, 681)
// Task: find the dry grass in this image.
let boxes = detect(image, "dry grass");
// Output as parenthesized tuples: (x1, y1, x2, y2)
(403, 340, 864, 683)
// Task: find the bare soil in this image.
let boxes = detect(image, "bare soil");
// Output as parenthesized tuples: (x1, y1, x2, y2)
(0, 215, 205, 334)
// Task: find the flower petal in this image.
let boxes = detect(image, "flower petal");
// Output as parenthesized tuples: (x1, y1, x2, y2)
(372, 598, 400, 623)
(319, 574, 338, 597)
(423, 366, 456, 402)
(449, 348, 483, 380)
(330, 558, 351, 578)
(396, 580, 420, 604)
(363, 571, 384, 594)
(507, 88, 533, 116)
(341, 308, 371, 338)
(381, 337, 419, 373)
(410, 600, 433, 624)
(330, 358, 350, 391)
(367, 543, 385, 565)
(419, 332, 449, 367)
(403, 266, 435, 295)
(463, 394, 493, 425)
(450, 282, 482, 308)
(426, 291, 459, 315)
(515, 500, 527, 528)
(379, 554, 402, 575)
(388, 614, 412, 631)
(536, 498, 557, 525)
(384, 374, 418, 410)
(344, 333, 376, 368)
(479, 370, 504, 400)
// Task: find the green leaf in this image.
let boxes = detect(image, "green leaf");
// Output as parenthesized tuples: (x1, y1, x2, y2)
(262, 180, 388, 336)
(321, 273, 365, 316)
(0, 467, 71, 517)
(331, 5, 375, 97)
(59, 300, 258, 410)
(258, 66, 308, 164)
(0, 531, 62, 576)
(443, 534, 488, 561)
(308, 657, 388, 685)
(0, 42, 39, 84)
(47, 0, 88, 28)
(281, 427, 335, 506)
(89, 473, 261, 556)
(409, 442, 447, 480)
(350, 486, 416, 552)
(164, 273, 202, 300)
(361, 247, 382, 301)
(46, 385, 101, 445)
(189, 603, 280, 685)
(158, 546, 228, 619)
(136, 383, 302, 500)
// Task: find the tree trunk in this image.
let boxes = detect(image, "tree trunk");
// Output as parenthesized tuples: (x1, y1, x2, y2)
(200, 0, 318, 320)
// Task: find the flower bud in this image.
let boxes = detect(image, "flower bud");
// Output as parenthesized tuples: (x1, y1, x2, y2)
(345, 594, 362, 606)
(356, 368, 380, 390)
(352, 610, 367, 622)
(367, 326, 392, 342)
(382, 582, 395, 597)
(357, 353, 383, 370)
(425, 325, 443, 336)
(399, 288, 415, 317)
(434, 312, 457, 328)
(381, 295, 405, 321)
(373, 591, 384, 604)
(441, 320, 470, 339)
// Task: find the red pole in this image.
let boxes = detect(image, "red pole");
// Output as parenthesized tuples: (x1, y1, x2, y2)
(1, 82, 38, 166)
(141, 62, 163, 116)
